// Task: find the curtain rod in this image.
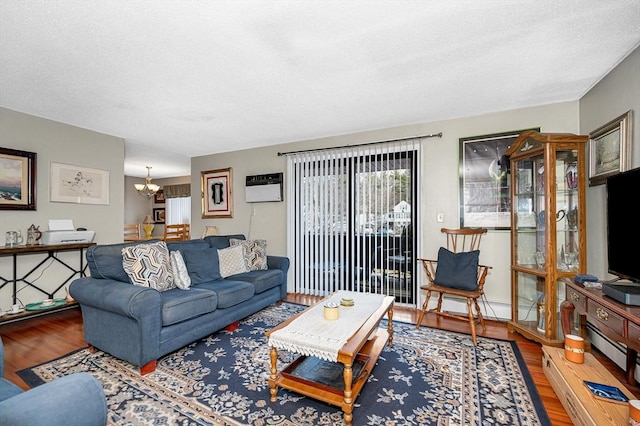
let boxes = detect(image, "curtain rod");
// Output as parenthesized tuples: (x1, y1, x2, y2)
(277, 132, 443, 156)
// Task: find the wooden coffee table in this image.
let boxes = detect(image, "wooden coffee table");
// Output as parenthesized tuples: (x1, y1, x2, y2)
(266, 292, 394, 426)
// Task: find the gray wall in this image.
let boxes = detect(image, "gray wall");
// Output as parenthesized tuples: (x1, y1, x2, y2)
(125, 175, 190, 238)
(580, 46, 640, 280)
(579, 46, 640, 377)
(0, 107, 124, 306)
(192, 100, 581, 317)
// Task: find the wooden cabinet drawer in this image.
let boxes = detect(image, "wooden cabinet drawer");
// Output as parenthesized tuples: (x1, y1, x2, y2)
(628, 322, 640, 350)
(566, 288, 587, 311)
(587, 299, 624, 333)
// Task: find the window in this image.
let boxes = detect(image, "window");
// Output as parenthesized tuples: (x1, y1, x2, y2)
(163, 183, 191, 225)
(166, 197, 191, 225)
(287, 139, 420, 305)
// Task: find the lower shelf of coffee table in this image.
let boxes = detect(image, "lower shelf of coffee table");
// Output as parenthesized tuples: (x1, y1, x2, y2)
(276, 327, 389, 408)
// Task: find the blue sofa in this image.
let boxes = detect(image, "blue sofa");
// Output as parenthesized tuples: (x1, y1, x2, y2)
(0, 337, 107, 425)
(70, 234, 289, 374)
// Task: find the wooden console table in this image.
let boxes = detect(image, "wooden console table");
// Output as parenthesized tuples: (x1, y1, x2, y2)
(560, 278, 640, 385)
(0, 242, 95, 305)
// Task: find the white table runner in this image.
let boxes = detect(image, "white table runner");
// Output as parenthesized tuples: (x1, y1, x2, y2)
(268, 291, 385, 362)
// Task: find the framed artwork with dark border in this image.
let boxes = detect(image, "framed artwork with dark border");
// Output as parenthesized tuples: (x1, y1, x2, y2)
(153, 207, 165, 224)
(154, 189, 165, 204)
(0, 147, 37, 210)
(50, 162, 109, 205)
(201, 167, 233, 218)
(459, 127, 539, 229)
(588, 110, 632, 186)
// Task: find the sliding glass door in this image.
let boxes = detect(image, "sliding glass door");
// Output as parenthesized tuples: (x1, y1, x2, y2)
(287, 139, 419, 305)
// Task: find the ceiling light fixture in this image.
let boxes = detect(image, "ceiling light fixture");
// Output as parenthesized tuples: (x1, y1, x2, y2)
(134, 166, 160, 198)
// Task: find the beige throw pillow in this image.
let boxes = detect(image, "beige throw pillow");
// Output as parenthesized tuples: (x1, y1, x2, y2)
(218, 245, 250, 278)
(170, 250, 191, 290)
(230, 238, 268, 271)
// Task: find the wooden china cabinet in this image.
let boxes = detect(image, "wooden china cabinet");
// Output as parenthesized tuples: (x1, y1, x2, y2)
(506, 130, 588, 346)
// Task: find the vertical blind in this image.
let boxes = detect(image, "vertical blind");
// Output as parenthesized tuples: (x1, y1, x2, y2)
(286, 138, 420, 305)
(164, 184, 191, 225)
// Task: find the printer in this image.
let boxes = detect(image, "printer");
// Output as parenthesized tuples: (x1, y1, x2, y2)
(41, 220, 95, 245)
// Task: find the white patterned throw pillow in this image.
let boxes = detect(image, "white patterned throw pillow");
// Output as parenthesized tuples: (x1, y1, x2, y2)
(218, 245, 249, 278)
(230, 238, 267, 271)
(170, 250, 191, 290)
(122, 241, 174, 291)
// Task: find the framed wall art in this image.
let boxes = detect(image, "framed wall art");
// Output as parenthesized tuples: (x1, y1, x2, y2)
(153, 207, 165, 224)
(588, 110, 632, 186)
(459, 127, 539, 229)
(50, 162, 110, 205)
(201, 167, 233, 218)
(154, 189, 165, 204)
(0, 147, 37, 210)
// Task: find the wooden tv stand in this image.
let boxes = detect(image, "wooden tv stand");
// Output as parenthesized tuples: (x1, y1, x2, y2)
(560, 278, 640, 385)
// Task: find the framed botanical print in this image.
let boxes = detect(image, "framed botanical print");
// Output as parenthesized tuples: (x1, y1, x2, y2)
(0, 147, 37, 210)
(201, 167, 233, 218)
(588, 110, 632, 186)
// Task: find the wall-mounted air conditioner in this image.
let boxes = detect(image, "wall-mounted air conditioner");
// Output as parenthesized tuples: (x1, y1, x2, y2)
(245, 172, 283, 202)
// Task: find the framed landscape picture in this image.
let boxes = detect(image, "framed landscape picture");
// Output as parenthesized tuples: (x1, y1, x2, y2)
(201, 167, 233, 218)
(0, 147, 37, 210)
(588, 110, 632, 186)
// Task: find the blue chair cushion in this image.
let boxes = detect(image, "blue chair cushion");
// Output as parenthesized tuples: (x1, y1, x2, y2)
(434, 247, 479, 291)
(160, 288, 218, 326)
(180, 248, 222, 283)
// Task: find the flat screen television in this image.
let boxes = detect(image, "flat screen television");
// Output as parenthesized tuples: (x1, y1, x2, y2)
(606, 167, 640, 284)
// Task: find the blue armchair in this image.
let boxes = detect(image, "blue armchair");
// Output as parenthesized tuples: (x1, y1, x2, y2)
(0, 338, 107, 425)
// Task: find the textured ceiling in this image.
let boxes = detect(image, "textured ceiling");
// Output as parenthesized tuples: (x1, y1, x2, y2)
(1, 1, 639, 178)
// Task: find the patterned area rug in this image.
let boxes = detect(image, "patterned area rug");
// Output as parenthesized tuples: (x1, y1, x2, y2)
(18, 302, 550, 425)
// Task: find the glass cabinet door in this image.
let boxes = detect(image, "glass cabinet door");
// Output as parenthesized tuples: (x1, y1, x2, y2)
(556, 149, 580, 273)
(507, 131, 587, 346)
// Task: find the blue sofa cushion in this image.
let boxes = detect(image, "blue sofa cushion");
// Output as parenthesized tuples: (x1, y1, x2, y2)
(180, 248, 222, 283)
(166, 239, 210, 253)
(204, 234, 246, 249)
(87, 240, 160, 282)
(229, 269, 284, 294)
(194, 280, 255, 309)
(160, 288, 218, 326)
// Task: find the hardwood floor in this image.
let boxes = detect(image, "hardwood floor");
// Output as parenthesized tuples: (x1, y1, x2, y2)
(1, 295, 638, 425)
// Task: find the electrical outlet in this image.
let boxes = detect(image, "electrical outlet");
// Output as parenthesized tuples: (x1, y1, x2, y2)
(437, 212, 444, 223)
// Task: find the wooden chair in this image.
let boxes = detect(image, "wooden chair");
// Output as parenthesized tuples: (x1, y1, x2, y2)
(163, 224, 190, 241)
(124, 224, 140, 242)
(416, 228, 491, 345)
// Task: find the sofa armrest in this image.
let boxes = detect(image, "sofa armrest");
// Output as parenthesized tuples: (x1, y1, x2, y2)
(267, 255, 289, 273)
(70, 277, 161, 318)
(0, 373, 107, 426)
(267, 255, 289, 299)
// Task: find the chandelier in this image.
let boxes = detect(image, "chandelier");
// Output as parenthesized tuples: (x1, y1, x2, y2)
(134, 166, 160, 198)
